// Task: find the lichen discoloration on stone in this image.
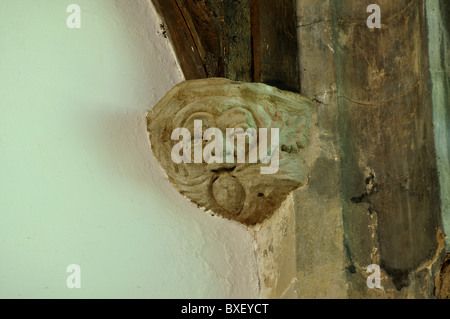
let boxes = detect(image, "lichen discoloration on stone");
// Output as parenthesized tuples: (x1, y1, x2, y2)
(147, 78, 314, 225)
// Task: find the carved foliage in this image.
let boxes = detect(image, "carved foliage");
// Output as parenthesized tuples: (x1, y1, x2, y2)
(147, 78, 314, 225)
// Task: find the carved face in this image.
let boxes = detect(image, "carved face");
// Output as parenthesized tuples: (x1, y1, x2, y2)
(147, 78, 314, 225)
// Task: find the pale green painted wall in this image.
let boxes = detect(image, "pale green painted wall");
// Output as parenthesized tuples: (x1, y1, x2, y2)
(426, 0, 450, 250)
(0, 0, 259, 298)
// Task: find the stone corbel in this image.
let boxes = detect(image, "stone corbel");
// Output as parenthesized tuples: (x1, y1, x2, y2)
(147, 78, 315, 297)
(147, 78, 314, 225)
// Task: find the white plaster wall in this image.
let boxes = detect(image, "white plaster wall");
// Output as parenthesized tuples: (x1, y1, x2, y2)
(0, 0, 258, 298)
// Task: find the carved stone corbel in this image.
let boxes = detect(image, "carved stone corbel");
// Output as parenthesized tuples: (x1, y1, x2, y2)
(147, 78, 314, 225)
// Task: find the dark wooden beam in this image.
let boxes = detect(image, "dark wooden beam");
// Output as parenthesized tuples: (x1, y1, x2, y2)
(223, 0, 252, 82)
(175, 0, 224, 77)
(151, 0, 299, 92)
(252, 0, 300, 92)
(152, 0, 207, 79)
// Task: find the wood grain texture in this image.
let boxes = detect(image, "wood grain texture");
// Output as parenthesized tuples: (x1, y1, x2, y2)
(223, 0, 252, 82)
(151, 0, 299, 91)
(252, 0, 300, 92)
(333, 0, 442, 292)
(175, 0, 223, 77)
(152, 0, 207, 79)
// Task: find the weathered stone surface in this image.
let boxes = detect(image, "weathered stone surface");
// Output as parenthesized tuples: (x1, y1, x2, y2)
(252, 193, 297, 298)
(147, 78, 314, 225)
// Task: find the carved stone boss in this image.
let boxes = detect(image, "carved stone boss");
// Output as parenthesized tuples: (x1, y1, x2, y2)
(147, 78, 314, 225)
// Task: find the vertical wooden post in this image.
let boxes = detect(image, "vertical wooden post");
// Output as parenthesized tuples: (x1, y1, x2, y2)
(333, 0, 444, 296)
(295, 0, 348, 298)
(251, 0, 300, 92)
